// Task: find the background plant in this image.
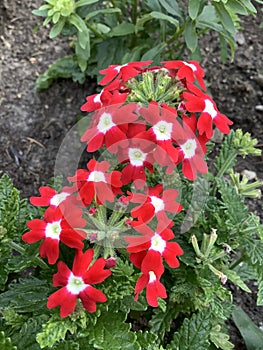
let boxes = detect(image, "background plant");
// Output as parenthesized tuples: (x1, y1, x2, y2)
(33, 0, 262, 90)
(1, 60, 263, 349)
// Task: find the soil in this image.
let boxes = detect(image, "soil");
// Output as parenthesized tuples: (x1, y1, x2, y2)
(0, 1, 262, 348)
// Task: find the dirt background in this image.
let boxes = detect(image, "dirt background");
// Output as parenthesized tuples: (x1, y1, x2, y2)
(0, 1, 262, 348)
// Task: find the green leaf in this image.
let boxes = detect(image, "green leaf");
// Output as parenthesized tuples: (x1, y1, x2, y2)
(0, 277, 50, 313)
(69, 13, 87, 34)
(141, 42, 167, 61)
(188, 0, 201, 20)
(35, 55, 86, 90)
(136, 11, 179, 32)
(149, 304, 178, 339)
(226, 0, 249, 15)
(0, 332, 17, 350)
(210, 325, 234, 350)
(184, 19, 198, 52)
(167, 310, 212, 350)
(109, 22, 135, 37)
(223, 269, 251, 292)
(232, 305, 263, 350)
(257, 274, 263, 306)
(214, 2, 236, 34)
(135, 331, 158, 348)
(87, 310, 138, 349)
(238, 0, 257, 14)
(32, 9, 48, 17)
(159, 0, 181, 18)
(85, 8, 121, 21)
(75, 0, 100, 8)
(49, 18, 66, 38)
(53, 340, 80, 350)
(36, 315, 77, 349)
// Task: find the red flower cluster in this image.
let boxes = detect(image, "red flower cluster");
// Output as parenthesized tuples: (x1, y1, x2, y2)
(23, 59, 233, 315)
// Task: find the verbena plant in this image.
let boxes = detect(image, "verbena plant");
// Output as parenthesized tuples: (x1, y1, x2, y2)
(32, 0, 262, 90)
(1, 60, 263, 349)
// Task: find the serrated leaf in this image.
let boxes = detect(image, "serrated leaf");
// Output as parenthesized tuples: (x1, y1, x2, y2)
(167, 310, 212, 350)
(135, 331, 157, 348)
(149, 304, 177, 339)
(87, 310, 138, 349)
(232, 306, 263, 350)
(0, 331, 17, 350)
(53, 340, 80, 350)
(257, 275, 263, 306)
(109, 22, 135, 37)
(36, 315, 77, 349)
(0, 278, 50, 313)
(188, 0, 201, 20)
(223, 269, 251, 292)
(210, 325, 234, 350)
(184, 19, 198, 52)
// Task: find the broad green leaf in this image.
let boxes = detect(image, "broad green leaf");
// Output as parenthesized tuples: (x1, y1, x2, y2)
(36, 315, 77, 349)
(159, 0, 181, 18)
(49, 18, 66, 38)
(32, 9, 48, 17)
(69, 13, 87, 34)
(141, 42, 167, 61)
(238, 0, 257, 13)
(214, 2, 236, 34)
(75, 0, 100, 8)
(52, 11, 60, 24)
(0, 332, 17, 350)
(85, 8, 121, 21)
(184, 19, 198, 52)
(188, 0, 201, 20)
(109, 22, 135, 37)
(223, 269, 251, 292)
(167, 310, 212, 350)
(198, 4, 217, 23)
(226, 0, 248, 15)
(136, 11, 179, 32)
(232, 306, 263, 350)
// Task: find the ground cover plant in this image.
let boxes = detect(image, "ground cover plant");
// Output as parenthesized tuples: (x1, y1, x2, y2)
(32, 0, 263, 89)
(0, 59, 263, 349)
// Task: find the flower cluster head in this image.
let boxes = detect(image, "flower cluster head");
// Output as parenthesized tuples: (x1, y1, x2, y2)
(23, 59, 233, 316)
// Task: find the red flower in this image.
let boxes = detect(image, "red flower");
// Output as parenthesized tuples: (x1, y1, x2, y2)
(173, 115, 208, 180)
(22, 205, 86, 264)
(81, 103, 138, 153)
(47, 248, 111, 317)
(68, 159, 122, 206)
(128, 184, 182, 224)
(134, 253, 167, 307)
(81, 89, 128, 112)
(99, 61, 152, 88)
(126, 221, 183, 269)
(183, 84, 233, 139)
(163, 60, 206, 90)
(30, 186, 75, 208)
(138, 102, 180, 171)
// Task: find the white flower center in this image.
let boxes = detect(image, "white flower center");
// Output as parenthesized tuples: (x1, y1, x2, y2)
(97, 112, 115, 134)
(183, 61, 197, 72)
(150, 196, 164, 213)
(153, 121, 173, 141)
(181, 139, 197, 159)
(93, 91, 102, 103)
(45, 220, 62, 240)
(114, 63, 127, 73)
(67, 272, 88, 294)
(87, 171, 106, 183)
(50, 192, 70, 207)
(203, 99, 217, 119)
(149, 270, 157, 284)
(128, 148, 147, 166)
(150, 233, 166, 254)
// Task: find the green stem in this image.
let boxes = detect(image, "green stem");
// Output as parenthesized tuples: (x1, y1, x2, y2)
(212, 151, 237, 195)
(230, 254, 245, 270)
(9, 241, 49, 270)
(110, 0, 122, 23)
(132, 0, 138, 25)
(85, 21, 107, 39)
